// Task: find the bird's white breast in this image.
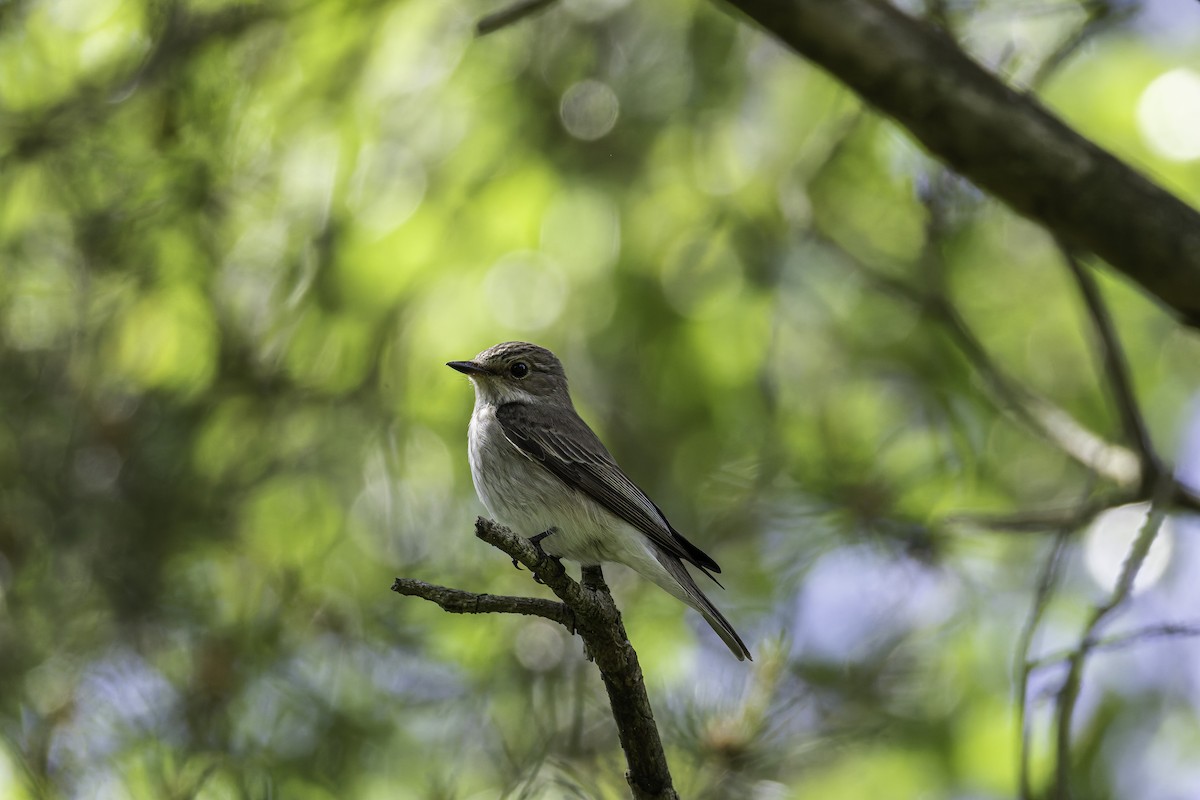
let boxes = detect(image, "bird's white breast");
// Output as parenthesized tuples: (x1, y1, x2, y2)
(466, 402, 660, 569)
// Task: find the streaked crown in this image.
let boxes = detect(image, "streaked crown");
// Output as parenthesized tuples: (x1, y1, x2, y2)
(458, 341, 572, 405)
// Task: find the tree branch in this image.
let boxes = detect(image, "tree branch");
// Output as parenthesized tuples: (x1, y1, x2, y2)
(1059, 245, 1163, 490)
(1014, 528, 1072, 800)
(476, 0, 559, 35)
(926, 286, 1141, 489)
(390, 578, 574, 628)
(394, 518, 679, 800)
(821, 232, 1142, 488)
(1029, 621, 1200, 672)
(719, 0, 1200, 327)
(1027, 2, 1132, 92)
(1053, 481, 1171, 797)
(945, 496, 1127, 535)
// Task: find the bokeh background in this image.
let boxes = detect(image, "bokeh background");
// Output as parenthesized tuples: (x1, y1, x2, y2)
(2, 0, 1200, 797)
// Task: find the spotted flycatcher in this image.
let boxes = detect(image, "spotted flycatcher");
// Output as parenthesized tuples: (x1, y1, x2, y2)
(448, 341, 751, 661)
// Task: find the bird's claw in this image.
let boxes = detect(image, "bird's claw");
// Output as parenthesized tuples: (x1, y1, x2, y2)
(529, 527, 558, 549)
(528, 527, 559, 584)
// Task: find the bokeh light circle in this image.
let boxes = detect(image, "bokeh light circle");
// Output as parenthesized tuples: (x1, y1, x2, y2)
(1137, 68, 1200, 162)
(560, 80, 620, 141)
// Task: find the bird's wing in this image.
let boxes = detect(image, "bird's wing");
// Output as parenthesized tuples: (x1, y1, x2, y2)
(494, 402, 722, 577)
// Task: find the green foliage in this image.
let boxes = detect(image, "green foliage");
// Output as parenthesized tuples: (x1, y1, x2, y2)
(1, 0, 1199, 797)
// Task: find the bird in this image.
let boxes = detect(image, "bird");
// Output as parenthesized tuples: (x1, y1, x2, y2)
(447, 341, 751, 661)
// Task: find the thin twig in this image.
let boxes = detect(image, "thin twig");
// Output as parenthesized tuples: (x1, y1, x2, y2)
(932, 293, 1140, 487)
(1028, 2, 1129, 91)
(476, 0, 559, 36)
(946, 494, 1131, 534)
(390, 578, 574, 629)
(1030, 622, 1200, 671)
(815, 232, 1141, 487)
(1060, 244, 1163, 490)
(1169, 482, 1200, 514)
(1053, 479, 1172, 798)
(1014, 528, 1072, 800)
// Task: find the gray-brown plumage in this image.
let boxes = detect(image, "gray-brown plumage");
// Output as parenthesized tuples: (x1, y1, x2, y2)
(448, 341, 751, 661)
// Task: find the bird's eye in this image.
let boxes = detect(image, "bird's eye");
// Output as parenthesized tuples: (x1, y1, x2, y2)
(509, 362, 530, 379)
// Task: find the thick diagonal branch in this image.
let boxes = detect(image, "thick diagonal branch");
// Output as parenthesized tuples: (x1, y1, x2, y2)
(720, 0, 1200, 326)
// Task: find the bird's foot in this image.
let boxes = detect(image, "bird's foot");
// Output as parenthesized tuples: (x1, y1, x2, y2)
(529, 527, 558, 548)
(528, 528, 560, 584)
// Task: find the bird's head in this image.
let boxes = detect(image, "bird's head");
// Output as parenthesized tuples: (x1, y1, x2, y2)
(447, 341, 571, 406)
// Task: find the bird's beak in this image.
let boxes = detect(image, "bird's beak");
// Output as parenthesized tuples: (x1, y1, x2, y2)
(447, 360, 492, 377)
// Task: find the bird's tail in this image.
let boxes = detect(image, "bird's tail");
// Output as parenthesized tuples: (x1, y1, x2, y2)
(653, 552, 752, 661)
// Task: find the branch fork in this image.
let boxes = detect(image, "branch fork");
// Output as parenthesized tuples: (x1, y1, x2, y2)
(392, 517, 680, 800)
